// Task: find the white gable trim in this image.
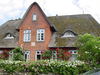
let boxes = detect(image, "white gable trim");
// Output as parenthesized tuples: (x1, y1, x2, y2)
(61, 30, 77, 38)
(4, 33, 14, 39)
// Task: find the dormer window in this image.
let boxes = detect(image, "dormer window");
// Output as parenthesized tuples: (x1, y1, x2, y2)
(61, 30, 77, 38)
(5, 33, 14, 39)
(32, 14, 37, 21)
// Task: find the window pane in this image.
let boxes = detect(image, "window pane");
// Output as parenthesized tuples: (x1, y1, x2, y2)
(37, 29, 45, 41)
(36, 51, 42, 60)
(23, 30, 31, 42)
(24, 51, 30, 61)
(38, 34, 40, 40)
(52, 51, 57, 59)
(41, 33, 44, 40)
(37, 55, 41, 60)
(33, 14, 37, 21)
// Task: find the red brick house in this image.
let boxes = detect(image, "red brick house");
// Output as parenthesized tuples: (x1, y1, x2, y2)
(0, 2, 100, 61)
(18, 2, 56, 61)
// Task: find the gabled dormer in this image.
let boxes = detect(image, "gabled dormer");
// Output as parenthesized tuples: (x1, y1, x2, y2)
(61, 30, 77, 38)
(4, 33, 14, 39)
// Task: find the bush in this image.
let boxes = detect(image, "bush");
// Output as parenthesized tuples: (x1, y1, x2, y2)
(9, 47, 24, 61)
(76, 34, 100, 66)
(0, 60, 25, 73)
(0, 60, 92, 74)
(42, 49, 71, 61)
(42, 50, 52, 60)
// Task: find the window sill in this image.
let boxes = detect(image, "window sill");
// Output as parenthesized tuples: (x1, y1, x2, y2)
(23, 41, 31, 43)
(36, 41, 44, 43)
(33, 20, 37, 22)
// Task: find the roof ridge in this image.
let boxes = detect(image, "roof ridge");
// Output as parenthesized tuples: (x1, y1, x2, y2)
(48, 14, 91, 17)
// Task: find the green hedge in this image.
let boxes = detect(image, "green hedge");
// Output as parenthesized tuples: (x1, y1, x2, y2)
(0, 60, 91, 75)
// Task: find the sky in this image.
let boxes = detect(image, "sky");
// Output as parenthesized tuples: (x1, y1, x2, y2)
(0, 0, 100, 25)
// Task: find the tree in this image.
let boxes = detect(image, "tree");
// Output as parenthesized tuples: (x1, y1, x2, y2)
(76, 33, 100, 66)
(9, 47, 24, 61)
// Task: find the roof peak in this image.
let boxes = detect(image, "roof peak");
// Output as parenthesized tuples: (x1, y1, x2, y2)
(32, 2, 38, 5)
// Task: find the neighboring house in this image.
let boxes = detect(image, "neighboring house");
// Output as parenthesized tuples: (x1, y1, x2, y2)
(0, 2, 100, 61)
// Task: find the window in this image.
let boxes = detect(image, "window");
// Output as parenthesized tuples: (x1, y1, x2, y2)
(23, 30, 31, 42)
(52, 51, 57, 59)
(37, 29, 45, 41)
(24, 51, 30, 61)
(0, 50, 3, 54)
(62, 32, 75, 38)
(61, 30, 77, 38)
(68, 50, 78, 54)
(9, 51, 13, 60)
(32, 14, 37, 21)
(5, 33, 14, 39)
(35, 50, 42, 60)
(68, 50, 78, 61)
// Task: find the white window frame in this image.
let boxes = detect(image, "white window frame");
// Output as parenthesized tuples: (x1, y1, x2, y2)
(68, 50, 78, 54)
(52, 51, 57, 59)
(9, 51, 13, 60)
(62, 31, 75, 38)
(24, 51, 30, 61)
(23, 30, 31, 42)
(0, 50, 3, 54)
(37, 29, 45, 41)
(5, 34, 14, 39)
(35, 50, 42, 61)
(32, 14, 37, 21)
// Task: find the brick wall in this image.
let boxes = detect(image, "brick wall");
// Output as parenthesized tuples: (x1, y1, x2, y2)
(18, 4, 52, 61)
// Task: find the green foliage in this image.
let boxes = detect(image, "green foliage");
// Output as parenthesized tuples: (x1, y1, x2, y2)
(42, 50, 52, 59)
(76, 33, 100, 66)
(0, 60, 25, 73)
(0, 60, 90, 74)
(10, 47, 24, 61)
(77, 64, 92, 73)
(25, 60, 89, 75)
(42, 50, 71, 61)
(0, 51, 9, 60)
(57, 49, 71, 60)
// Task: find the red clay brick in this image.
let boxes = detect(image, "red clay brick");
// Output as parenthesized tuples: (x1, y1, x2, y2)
(18, 4, 52, 61)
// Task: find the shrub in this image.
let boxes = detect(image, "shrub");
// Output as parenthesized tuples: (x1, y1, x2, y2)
(42, 50, 52, 60)
(0, 60, 92, 74)
(76, 34, 100, 66)
(9, 47, 24, 61)
(56, 49, 71, 60)
(42, 49, 71, 61)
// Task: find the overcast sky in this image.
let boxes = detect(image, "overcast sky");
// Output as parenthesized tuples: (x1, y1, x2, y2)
(0, 0, 100, 25)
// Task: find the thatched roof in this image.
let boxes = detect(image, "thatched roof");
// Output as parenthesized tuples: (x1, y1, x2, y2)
(48, 14, 100, 47)
(48, 14, 100, 36)
(0, 14, 100, 48)
(0, 19, 22, 48)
